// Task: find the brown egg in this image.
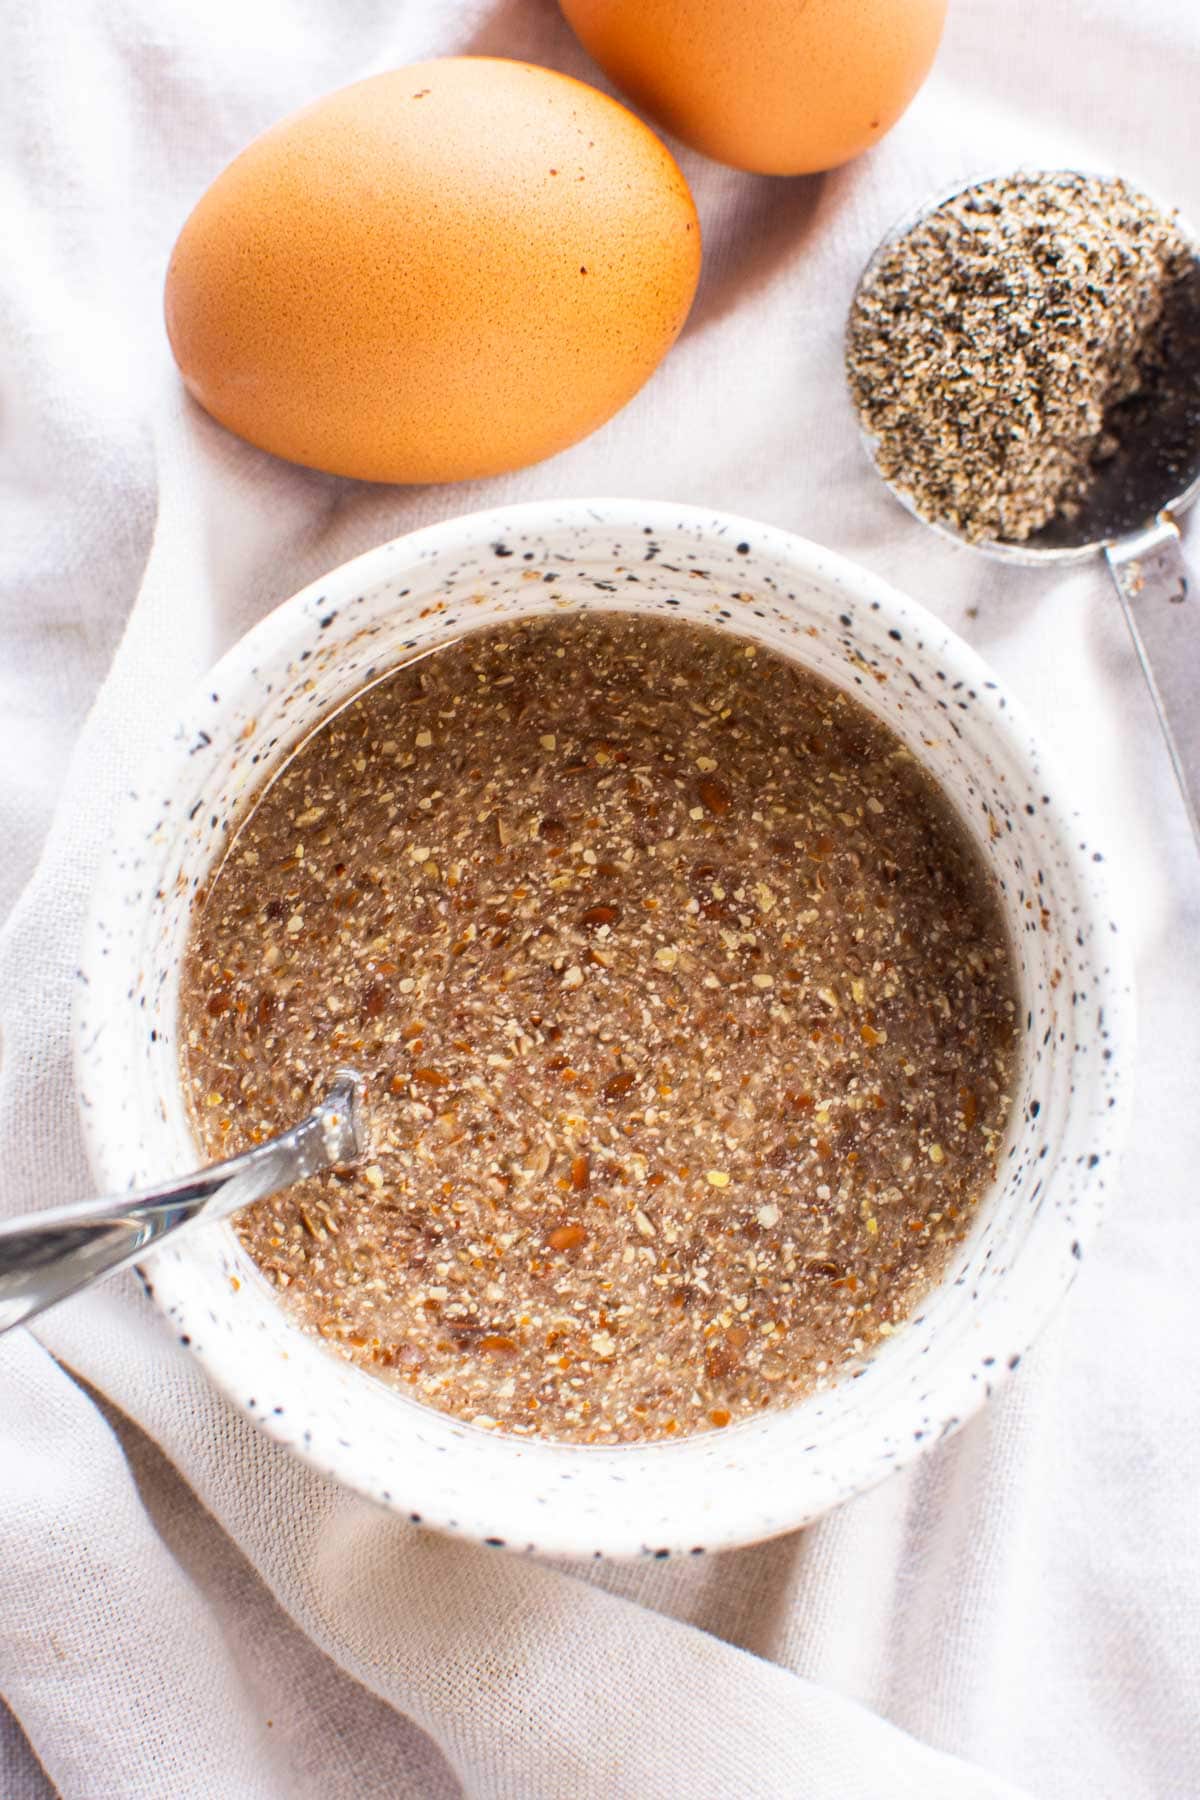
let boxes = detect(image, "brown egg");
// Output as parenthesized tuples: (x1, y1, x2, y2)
(559, 0, 948, 176)
(164, 59, 701, 483)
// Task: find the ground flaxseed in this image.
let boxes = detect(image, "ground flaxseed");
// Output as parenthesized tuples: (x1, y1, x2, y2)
(180, 612, 1018, 1444)
(846, 172, 1194, 543)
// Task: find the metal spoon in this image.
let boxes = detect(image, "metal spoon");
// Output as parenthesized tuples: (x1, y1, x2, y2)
(0, 1071, 364, 1335)
(849, 171, 1200, 840)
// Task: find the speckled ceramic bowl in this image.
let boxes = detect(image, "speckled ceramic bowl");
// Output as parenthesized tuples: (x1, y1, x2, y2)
(76, 500, 1131, 1559)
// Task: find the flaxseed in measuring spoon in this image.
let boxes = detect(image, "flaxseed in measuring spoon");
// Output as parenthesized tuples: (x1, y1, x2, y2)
(846, 170, 1200, 839)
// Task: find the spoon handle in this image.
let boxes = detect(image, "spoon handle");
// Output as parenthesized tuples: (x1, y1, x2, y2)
(1106, 513, 1200, 844)
(0, 1074, 362, 1336)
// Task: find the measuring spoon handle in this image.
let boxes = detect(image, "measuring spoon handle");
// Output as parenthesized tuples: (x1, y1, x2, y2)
(1106, 512, 1200, 843)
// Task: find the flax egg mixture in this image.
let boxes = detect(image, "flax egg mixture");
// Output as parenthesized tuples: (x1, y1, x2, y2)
(181, 613, 1018, 1444)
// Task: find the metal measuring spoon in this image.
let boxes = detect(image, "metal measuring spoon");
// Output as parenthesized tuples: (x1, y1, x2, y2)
(848, 172, 1200, 840)
(0, 1071, 364, 1334)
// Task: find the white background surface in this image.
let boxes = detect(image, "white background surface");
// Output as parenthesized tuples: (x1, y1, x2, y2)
(2, 2, 1198, 1795)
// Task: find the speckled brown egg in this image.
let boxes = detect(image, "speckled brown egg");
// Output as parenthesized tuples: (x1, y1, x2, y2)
(164, 58, 701, 483)
(559, 0, 948, 176)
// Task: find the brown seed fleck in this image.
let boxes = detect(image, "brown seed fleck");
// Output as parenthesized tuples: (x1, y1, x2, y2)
(697, 776, 731, 817)
(548, 1223, 588, 1252)
(705, 1331, 748, 1380)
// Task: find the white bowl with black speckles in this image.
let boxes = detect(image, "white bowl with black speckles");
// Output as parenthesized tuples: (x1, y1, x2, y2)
(76, 500, 1132, 1559)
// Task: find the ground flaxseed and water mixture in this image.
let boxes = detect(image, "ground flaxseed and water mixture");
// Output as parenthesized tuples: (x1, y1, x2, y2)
(181, 613, 1018, 1444)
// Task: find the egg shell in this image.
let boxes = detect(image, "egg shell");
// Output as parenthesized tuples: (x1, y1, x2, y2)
(559, 0, 948, 176)
(164, 58, 701, 483)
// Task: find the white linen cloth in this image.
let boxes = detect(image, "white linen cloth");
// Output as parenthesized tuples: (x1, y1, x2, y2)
(2, 1, 1199, 1794)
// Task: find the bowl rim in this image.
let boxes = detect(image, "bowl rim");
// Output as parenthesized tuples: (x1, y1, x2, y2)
(74, 496, 1134, 1555)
